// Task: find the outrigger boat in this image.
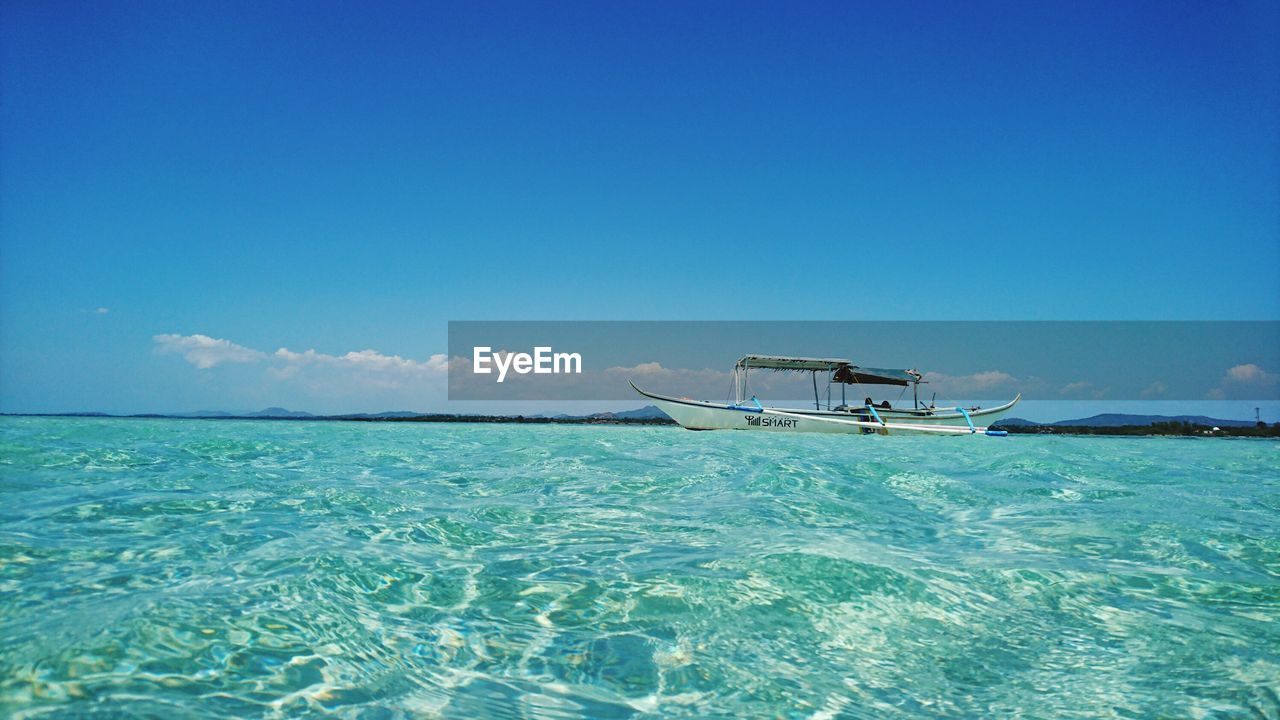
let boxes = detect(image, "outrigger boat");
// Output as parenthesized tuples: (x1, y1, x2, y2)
(631, 355, 1019, 436)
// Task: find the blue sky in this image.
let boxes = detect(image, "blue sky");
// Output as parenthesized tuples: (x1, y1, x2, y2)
(1, 1, 1277, 415)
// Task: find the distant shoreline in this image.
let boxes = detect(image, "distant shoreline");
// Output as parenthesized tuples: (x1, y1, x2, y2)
(995, 422, 1277, 438)
(3, 412, 1278, 437)
(0, 412, 678, 426)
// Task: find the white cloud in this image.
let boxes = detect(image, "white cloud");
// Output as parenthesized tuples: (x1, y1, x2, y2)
(94, 307, 110, 315)
(156, 333, 446, 385)
(1225, 363, 1277, 385)
(1059, 380, 1111, 399)
(269, 347, 449, 390)
(923, 370, 1018, 396)
(603, 362, 735, 392)
(1140, 381, 1167, 398)
(154, 333, 268, 369)
(153, 332, 453, 411)
(272, 347, 447, 374)
(1208, 363, 1279, 399)
(1059, 380, 1091, 396)
(423, 354, 449, 374)
(622, 362, 667, 376)
(604, 361, 725, 380)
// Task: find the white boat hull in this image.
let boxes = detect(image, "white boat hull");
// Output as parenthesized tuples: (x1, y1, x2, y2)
(632, 383, 1020, 436)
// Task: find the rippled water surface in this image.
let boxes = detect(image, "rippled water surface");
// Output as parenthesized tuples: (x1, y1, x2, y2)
(1, 417, 1278, 718)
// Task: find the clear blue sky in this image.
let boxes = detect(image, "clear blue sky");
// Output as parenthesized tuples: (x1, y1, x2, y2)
(2, 1, 1277, 413)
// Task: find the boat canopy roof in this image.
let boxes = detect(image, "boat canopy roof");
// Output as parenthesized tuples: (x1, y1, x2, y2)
(738, 355, 851, 371)
(737, 355, 922, 386)
(832, 365, 922, 387)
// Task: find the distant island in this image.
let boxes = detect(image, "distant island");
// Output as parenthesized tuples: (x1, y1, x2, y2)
(992, 414, 1278, 437)
(3, 408, 1276, 436)
(4, 406, 679, 426)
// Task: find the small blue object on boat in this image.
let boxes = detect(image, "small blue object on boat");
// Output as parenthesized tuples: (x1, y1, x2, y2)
(985, 429, 1008, 437)
(956, 406, 976, 433)
(866, 404, 885, 425)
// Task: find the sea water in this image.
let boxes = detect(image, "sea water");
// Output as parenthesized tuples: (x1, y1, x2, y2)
(1, 417, 1277, 718)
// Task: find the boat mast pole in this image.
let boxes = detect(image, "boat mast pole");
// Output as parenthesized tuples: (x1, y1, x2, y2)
(735, 360, 744, 405)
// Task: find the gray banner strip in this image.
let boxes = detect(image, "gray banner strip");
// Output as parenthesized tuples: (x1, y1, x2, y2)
(448, 321, 1280, 402)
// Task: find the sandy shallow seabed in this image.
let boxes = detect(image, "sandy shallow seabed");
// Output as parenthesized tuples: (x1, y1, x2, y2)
(1, 417, 1277, 718)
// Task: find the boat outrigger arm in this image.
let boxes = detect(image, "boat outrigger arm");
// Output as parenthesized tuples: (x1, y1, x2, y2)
(632, 354, 1020, 436)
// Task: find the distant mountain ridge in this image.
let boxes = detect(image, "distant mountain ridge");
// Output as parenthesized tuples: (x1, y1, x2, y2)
(139, 406, 672, 421)
(586, 406, 669, 420)
(247, 407, 315, 418)
(998, 413, 1258, 428)
(10, 408, 1264, 429)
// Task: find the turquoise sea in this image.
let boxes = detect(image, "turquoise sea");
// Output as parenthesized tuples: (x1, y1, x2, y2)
(1, 417, 1277, 718)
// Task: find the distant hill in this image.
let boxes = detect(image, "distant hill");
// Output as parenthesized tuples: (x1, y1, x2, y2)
(587, 405, 667, 420)
(1053, 413, 1256, 428)
(993, 417, 1039, 427)
(531, 406, 669, 421)
(12, 406, 1258, 429)
(616, 405, 669, 419)
(51, 405, 671, 422)
(246, 407, 315, 418)
(994, 414, 1258, 428)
